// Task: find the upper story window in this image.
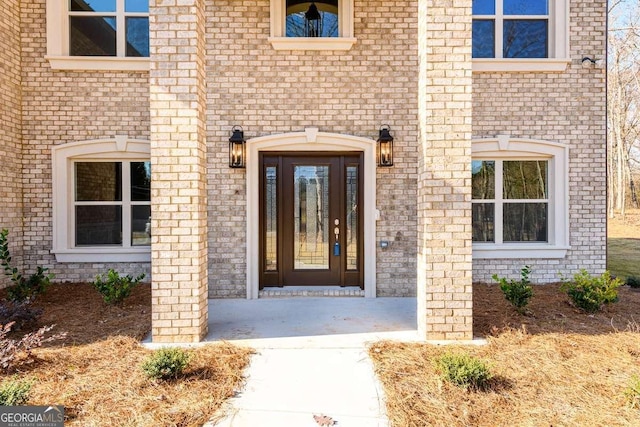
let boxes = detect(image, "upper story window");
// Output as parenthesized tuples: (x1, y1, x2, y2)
(46, 0, 150, 70)
(269, 0, 356, 50)
(285, 1, 339, 38)
(69, 0, 149, 57)
(472, 0, 569, 72)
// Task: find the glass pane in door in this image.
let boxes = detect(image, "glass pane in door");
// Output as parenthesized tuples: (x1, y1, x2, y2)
(346, 166, 358, 271)
(293, 166, 329, 270)
(265, 166, 278, 271)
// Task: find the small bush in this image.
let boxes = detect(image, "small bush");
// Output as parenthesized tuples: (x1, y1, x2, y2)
(0, 229, 53, 302)
(0, 323, 67, 373)
(0, 377, 33, 405)
(560, 269, 622, 313)
(91, 269, 145, 305)
(626, 276, 640, 289)
(0, 301, 42, 330)
(434, 352, 493, 390)
(142, 347, 191, 380)
(625, 375, 640, 409)
(492, 266, 533, 314)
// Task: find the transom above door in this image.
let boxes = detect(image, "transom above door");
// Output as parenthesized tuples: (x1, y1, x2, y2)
(259, 152, 364, 288)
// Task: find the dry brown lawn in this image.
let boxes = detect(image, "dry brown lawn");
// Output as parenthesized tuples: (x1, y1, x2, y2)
(370, 284, 640, 427)
(1, 283, 252, 427)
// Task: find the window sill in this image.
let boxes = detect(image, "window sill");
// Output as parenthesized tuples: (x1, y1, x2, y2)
(473, 58, 570, 73)
(46, 56, 150, 71)
(52, 248, 151, 263)
(268, 37, 357, 51)
(473, 244, 570, 259)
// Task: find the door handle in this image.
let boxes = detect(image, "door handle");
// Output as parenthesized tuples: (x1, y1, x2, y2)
(334, 219, 340, 255)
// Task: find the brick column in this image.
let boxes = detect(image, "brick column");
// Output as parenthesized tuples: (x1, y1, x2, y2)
(149, 0, 208, 342)
(416, 0, 473, 340)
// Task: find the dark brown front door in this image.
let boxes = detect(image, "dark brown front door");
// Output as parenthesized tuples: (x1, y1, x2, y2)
(259, 153, 364, 288)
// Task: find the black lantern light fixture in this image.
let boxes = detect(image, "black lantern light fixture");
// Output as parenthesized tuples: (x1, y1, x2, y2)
(229, 126, 246, 168)
(305, 2, 322, 37)
(377, 125, 394, 167)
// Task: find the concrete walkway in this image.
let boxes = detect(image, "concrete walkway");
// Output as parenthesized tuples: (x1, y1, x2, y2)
(203, 297, 418, 427)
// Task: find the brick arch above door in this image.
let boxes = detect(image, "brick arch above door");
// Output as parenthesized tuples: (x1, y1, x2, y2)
(245, 128, 377, 299)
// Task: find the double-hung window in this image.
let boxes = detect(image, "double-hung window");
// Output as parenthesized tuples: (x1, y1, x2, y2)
(472, 0, 569, 72)
(471, 136, 569, 259)
(472, 160, 549, 243)
(74, 161, 151, 247)
(52, 137, 151, 262)
(46, 1, 150, 70)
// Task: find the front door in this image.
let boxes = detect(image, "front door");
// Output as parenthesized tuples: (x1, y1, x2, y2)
(259, 153, 364, 288)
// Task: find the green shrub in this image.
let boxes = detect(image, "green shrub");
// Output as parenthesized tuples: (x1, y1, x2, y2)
(91, 269, 145, 305)
(0, 377, 33, 405)
(560, 270, 622, 313)
(0, 229, 53, 302)
(625, 375, 640, 409)
(626, 276, 640, 289)
(434, 352, 493, 390)
(141, 347, 191, 380)
(492, 266, 533, 314)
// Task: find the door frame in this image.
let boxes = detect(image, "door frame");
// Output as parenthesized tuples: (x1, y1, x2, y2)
(246, 128, 377, 298)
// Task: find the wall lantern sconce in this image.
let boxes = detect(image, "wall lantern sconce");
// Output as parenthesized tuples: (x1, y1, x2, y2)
(377, 125, 394, 167)
(229, 126, 246, 168)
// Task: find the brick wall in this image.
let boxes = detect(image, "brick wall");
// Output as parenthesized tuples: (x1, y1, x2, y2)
(471, 0, 607, 283)
(0, 0, 24, 285)
(19, 1, 151, 282)
(416, 0, 473, 340)
(204, 0, 420, 297)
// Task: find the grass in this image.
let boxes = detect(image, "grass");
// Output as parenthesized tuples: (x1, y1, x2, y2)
(370, 283, 640, 427)
(608, 208, 640, 280)
(0, 283, 253, 426)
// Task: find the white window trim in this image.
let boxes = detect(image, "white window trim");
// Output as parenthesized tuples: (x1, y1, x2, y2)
(472, 0, 569, 72)
(268, 0, 356, 50)
(46, 0, 150, 71)
(52, 136, 151, 263)
(472, 135, 569, 259)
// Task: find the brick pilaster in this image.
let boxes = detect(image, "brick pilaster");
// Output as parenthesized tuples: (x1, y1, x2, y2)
(417, 0, 473, 340)
(149, 0, 208, 342)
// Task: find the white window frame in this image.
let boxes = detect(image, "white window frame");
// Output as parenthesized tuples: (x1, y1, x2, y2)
(52, 136, 151, 262)
(472, 0, 570, 72)
(472, 135, 569, 259)
(46, 0, 149, 71)
(269, 0, 356, 50)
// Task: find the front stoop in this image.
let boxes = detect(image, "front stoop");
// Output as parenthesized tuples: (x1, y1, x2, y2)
(259, 286, 365, 298)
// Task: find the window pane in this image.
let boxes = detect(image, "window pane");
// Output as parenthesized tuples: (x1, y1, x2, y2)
(70, 17, 117, 56)
(126, 17, 149, 57)
(286, 0, 339, 37)
(503, 20, 548, 58)
(472, 0, 495, 15)
(264, 166, 278, 272)
(472, 160, 495, 199)
(472, 20, 495, 58)
(131, 162, 151, 201)
(70, 0, 116, 12)
(504, 203, 548, 242)
(472, 203, 495, 242)
(294, 166, 329, 270)
(75, 162, 122, 201)
(76, 205, 122, 245)
(503, 161, 548, 199)
(504, 0, 548, 15)
(132, 205, 151, 246)
(125, 0, 149, 13)
(346, 166, 358, 271)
